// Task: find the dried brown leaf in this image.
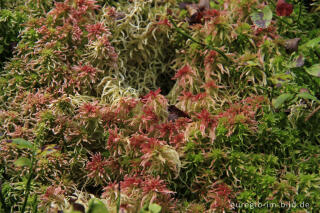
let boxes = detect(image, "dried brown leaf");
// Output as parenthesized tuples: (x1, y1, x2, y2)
(285, 38, 301, 53)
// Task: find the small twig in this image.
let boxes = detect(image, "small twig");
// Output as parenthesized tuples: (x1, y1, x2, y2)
(31, 194, 38, 213)
(305, 105, 320, 122)
(296, 0, 303, 26)
(21, 155, 35, 213)
(115, 139, 121, 213)
(116, 182, 121, 213)
(168, 16, 230, 61)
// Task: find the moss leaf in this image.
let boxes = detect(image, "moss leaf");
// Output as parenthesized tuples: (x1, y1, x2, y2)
(273, 93, 294, 109)
(305, 64, 320, 77)
(14, 157, 32, 167)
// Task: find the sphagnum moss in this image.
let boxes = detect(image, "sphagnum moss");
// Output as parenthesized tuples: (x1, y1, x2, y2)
(1, 0, 320, 212)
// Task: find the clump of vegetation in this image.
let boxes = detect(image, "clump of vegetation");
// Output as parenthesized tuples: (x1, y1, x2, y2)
(0, 0, 320, 212)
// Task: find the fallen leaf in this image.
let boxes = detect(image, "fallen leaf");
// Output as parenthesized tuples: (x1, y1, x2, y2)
(185, 4, 203, 24)
(198, 0, 210, 10)
(179, 2, 192, 10)
(295, 54, 304, 67)
(285, 38, 301, 53)
(186, 4, 199, 18)
(168, 105, 191, 122)
(180, 0, 211, 24)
